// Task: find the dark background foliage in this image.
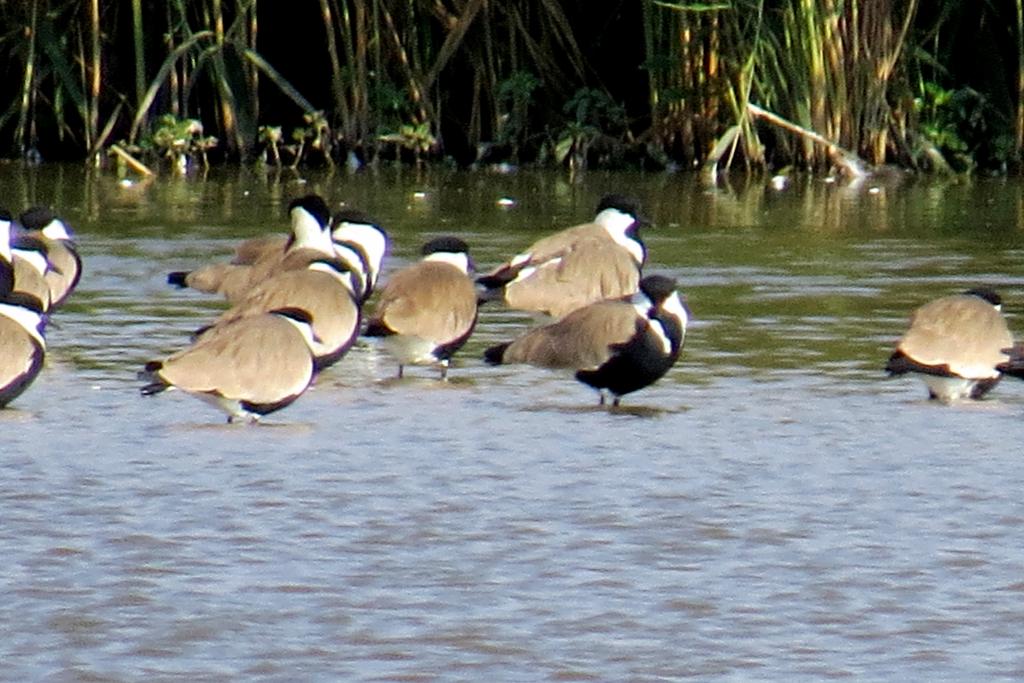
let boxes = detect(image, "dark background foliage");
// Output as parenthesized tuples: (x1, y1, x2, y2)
(1, 1, 1021, 174)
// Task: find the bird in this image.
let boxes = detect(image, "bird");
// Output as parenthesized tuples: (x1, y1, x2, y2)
(477, 194, 648, 318)
(0, 207, 53, 312)
(17, 206, 82, 309)
(885, 287, 1013, 402)
(193, 257, 361, 371)
(0, 292, 46, 408)
(330, 208, 389, 304)
(9, 228, 53, 313)
(168, 198, 387, 304)
(140, 307, 320, 423)
(0, 209, 15, 296)
(167, 194, 336, 302)
(483, 274, 689, 406)
(363, 236, 478, 379)
(214, 207, 388, 304)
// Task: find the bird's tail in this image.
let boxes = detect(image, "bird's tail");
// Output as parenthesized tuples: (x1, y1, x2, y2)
(998, 345, 1024, 379)
(167, 271, 190, 288)
(138, 360, 170, 395)
(884, 350, 917, 376)
(363, 318, 394, 337)
(483, 342, 511, 365)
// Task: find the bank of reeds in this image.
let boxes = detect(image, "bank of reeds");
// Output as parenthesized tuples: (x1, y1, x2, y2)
(1, 0, 1022, 174)
(644, 0, 922, 174)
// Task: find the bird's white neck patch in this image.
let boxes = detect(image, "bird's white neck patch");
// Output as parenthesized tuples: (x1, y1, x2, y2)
(596, 207, 635, 232)
(0, 303, 45, 348)
(424, 251, 470, 273)
(333, 223, 387, 283)
(660, 292, 689, 329)
(510, 257, 561, 286)
(647, 318, 672, 354)
(291, 208, 333, 255)
(635, 289, 686, 354)
(13, 249, 48, 274)
(0, 220, 10, 262)
(331, 243, 368, 281)
(279, 314, 319, 351)
(509, 251, 533, 269)
(597, 208, 644, 264)
(41, 219, 71, 241)
(309, 260, 358, 294)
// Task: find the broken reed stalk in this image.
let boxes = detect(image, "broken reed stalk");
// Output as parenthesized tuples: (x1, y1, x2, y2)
(746, 102, 869, 177)
(109, 143, 155, 176)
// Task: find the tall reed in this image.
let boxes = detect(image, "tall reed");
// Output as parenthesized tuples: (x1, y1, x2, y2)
(0, 0, 1019, 173)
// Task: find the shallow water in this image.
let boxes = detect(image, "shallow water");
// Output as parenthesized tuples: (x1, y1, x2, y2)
(4, 164, 1024, 680)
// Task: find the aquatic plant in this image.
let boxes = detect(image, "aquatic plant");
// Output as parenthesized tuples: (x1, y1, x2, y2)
(378, 122, 438, 166)
(496, 71, 541, 162)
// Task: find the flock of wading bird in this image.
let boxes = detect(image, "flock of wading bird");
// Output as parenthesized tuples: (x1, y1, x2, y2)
(2, 193, 1024, 422)
(148, 193, 690, 422)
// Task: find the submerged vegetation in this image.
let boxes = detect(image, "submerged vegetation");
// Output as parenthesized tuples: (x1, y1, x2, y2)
(1, 1, 1022, 176)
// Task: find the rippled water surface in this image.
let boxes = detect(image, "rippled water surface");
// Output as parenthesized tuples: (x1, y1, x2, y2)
(5, 165, 1024, 680)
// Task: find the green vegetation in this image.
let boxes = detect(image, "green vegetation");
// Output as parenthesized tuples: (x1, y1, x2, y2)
(1, 1, 1022, 175)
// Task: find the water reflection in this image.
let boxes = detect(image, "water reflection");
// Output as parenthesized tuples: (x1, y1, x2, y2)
(3, 164, 1024, 680)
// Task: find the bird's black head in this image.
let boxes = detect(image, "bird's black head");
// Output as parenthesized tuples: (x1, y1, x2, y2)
(288, 194, 332, 227)
(332, 208, 383, 231)
(637, 274, 688, 354)
(19, 206, 56, 231)
(596, 194, 649, 228)
(421, 236, 470, 256)
(639, 275, 678, 306)
(965, 287, 1002, 307)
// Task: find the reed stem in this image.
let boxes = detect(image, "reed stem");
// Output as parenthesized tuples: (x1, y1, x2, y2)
(87, 0, 101, 155)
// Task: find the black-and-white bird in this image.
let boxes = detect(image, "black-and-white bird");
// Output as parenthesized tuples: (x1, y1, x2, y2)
(7, 222, 52, 313)
(140, 307, 320, 423)
(885, 287, 1012, 402)
(330, 208, 389, 304)
(168, 198, 387, 305)
(18, 206, 82, 309)
(484, 274, 689, 406)
(195, 257, 361, 371)
(0, 209, 15, 296)
(217, 207, 388, 304)
(477, 194, 647, 318)
(0, 293, 46, 408)
(168, 194, 336, 302)
(364, 236, 478, 379)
